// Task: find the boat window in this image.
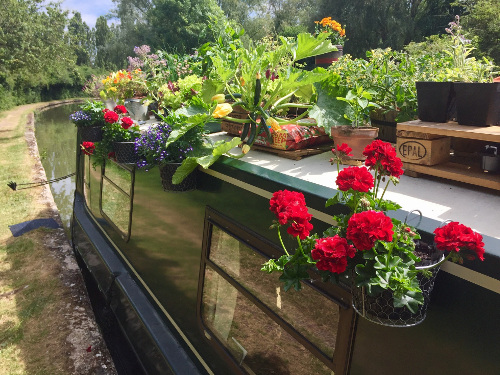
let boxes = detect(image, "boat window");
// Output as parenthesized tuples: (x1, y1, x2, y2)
(198, 207, 356, 375)
(100, 161, 135, 241)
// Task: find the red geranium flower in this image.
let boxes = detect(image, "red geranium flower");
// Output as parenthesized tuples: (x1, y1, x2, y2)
(121, 117, 134, 129)
(107, 151, 116, 160)
(81, 141, 95, 155)
(270, 190, 313, 239)
(114, 105, 128, 114)
(104, 111, 119, 123)
(335, 143, 353, 157)
(312, 235, 356, 274)
(433, 222, 485, 261)
(336, 166, 374, 192)
(363, 140, 404, 178)
(346, 210, 393, 250)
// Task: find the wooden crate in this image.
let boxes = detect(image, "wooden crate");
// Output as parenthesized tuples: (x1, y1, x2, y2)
(221, 121, 243, 136)
(397, 136, 451, 166)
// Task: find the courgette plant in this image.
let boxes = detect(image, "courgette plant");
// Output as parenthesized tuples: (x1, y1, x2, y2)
(202, 32, 337, 146)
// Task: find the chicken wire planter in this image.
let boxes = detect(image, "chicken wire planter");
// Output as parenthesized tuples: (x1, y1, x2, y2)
(351, 257, 443, 327)
(79, 126, 103, 142)
(159, 163, 197, 192)
(114, 142, 138, 164)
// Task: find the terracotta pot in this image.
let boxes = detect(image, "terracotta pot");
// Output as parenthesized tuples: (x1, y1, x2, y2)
(331, 126, 379, 160)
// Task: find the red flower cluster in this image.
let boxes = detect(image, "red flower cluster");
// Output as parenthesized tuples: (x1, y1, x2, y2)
(104, 110, 119, 124)
(81, 142, 95, 155)
(270, 190, 313, 239)
(311, 235, 356, 274)
(121, 117, 134, 129)
(433, 222, 485, 261)
(346, 210, 393, 250)
(114, 105, 128, 114)
(363, 140, 404, 178)
(335, 143, 353, 157)
(336, 166, 374, 192)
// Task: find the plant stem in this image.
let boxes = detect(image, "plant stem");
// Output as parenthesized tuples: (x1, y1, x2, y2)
(277, 226, 289, 256)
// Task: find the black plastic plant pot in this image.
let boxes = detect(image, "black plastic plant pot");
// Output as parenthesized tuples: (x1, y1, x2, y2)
(416, 81, 455, 123)
(159, 163, 197, 192)
(454, 82, 500, 126)
(79, 126, 103, 142)
(113, 142, 137, 164)
(314, 46, 343, 68)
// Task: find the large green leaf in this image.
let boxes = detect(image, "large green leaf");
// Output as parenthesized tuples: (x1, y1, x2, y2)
(309, 84, 350, 128)
(292, 32, 338, 61)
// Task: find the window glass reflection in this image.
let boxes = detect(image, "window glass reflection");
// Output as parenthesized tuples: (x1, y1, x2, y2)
(202, 266, 334, 375)
(208, 227, 340, 359)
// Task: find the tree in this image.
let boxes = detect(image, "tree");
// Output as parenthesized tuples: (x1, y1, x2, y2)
(147, 0, 225, 53)
(68, 12, 92, 65)
(94, 16, 114, 69)
(462, 0, 500, 64)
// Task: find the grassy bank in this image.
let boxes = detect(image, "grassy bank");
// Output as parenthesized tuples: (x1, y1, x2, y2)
(0, 103, 114, 374)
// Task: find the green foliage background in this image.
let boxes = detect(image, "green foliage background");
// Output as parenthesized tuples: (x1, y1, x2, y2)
(0, 0, 498, 111)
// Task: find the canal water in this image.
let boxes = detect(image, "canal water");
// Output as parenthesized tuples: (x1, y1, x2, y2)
(35, 104, 79, 231)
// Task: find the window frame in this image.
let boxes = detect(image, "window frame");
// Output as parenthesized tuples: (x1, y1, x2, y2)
(99, 160, 135, 242)
(197, 206, 357, 375)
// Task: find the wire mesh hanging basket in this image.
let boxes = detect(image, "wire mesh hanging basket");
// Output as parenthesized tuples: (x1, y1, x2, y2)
(113, 142, 138, 164)
(79, 126, 103, 142)
(351, 256, 443, 327)
(159, 163, 197, 192)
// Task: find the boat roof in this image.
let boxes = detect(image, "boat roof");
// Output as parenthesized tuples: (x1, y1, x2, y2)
(209, 132, 500, 240)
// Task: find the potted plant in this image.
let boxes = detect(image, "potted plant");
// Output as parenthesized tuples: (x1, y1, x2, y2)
(312, 84, 380, 162)
(262, 140, 486, 326)
(313, 17, 346, 67)
(70, 100, 106, 142)
(135, 111, 206, 192)
(100, 68, 149, 121)
(204, 32, 335, 148)
(94, 106, 141, 164)
(415, 15, 498, 125)
(444, 16, 499, 126)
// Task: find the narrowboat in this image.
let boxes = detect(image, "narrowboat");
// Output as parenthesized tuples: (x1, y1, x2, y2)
(71, 127, 500, 375)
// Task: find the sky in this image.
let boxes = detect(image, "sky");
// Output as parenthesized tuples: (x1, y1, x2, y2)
(60, 0, 117, 29)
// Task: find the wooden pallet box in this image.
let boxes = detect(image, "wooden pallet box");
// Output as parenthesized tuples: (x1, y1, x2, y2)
(397, 136, 451, 166)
